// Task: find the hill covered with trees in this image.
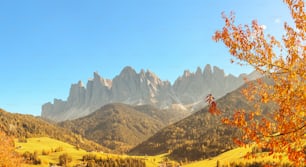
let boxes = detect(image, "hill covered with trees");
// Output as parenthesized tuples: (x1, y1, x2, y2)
(59, 103, 184, 153)
(129, 83, 274, 162)
(0, 109, 110, 153)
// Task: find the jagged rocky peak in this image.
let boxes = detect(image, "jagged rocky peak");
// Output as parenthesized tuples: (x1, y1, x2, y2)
(139, 69, 157, 78)
(69, 80, 85, 95)
(53, 98, 65, 105)
(118, 67, 164, 87)
(42, 65, 260, 122)
(183, 70, 191, 78)
(203, 64, 212, 77)
(175, 66, 204, 83)
(119, 66, 137, 77)
(145, 69, 156, 78)
(68, 81, 85, 98)
(145, 69, 163, 85)
(77, 80, 84, 87)
(212, 66, 225, 77)
(92, 72, 112, 88)
(93, 71, 101, 80)
(87, 72, 112, 89)
(195, 67, 202, 76)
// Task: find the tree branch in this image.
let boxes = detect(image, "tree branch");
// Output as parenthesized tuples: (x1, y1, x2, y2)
(265, 123, 306, 137)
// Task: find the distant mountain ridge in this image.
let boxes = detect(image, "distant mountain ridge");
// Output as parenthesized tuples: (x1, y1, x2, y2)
(42, 65, 260, 122)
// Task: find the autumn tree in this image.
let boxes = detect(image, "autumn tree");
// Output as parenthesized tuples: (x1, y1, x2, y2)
(210, 0, 305, 166)
(59, 153, 72, 166)
(0, 131, 22, 167)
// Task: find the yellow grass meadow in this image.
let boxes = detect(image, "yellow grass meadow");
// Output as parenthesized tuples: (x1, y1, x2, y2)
(14, 137, 169, 167)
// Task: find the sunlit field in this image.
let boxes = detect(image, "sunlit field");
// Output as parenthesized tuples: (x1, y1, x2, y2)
(15, 137, 176, 167)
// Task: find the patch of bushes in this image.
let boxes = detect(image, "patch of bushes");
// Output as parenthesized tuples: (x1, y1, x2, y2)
(18, 137, 27, 143)
(82, 154, 146, 167)
(59, 153, 72, 166)
(54, 146, 64, 152)
(22, 151, 41, 165)
(42, 149, 50, 155)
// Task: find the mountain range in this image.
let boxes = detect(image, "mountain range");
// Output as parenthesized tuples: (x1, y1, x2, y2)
(1, 69, 273, 164)
(42, 65, 260, 122)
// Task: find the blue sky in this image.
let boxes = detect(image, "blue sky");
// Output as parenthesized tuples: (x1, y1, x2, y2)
(0, 0, 292, 115)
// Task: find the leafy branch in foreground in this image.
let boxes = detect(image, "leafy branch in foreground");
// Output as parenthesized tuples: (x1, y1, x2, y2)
(208, 0, 305, 166)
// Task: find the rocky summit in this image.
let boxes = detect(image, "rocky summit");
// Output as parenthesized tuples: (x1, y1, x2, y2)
(42, 65, 260, 122)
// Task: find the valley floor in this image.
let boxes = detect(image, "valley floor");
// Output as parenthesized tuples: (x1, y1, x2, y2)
(15, 137, 293, 167)
(15, 137, 175, 167)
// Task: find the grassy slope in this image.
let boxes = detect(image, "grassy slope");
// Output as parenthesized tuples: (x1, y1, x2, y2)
(15, 137, 168, 167)
(0, 109, 109, 153)
(15, 137, 87, 166)
(182, 146, 290, 167)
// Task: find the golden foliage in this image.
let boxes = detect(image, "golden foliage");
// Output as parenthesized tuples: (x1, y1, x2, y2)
(0, 131, 22, 167)
(210, 0, 305, 166)
(206, 94, 221, 115)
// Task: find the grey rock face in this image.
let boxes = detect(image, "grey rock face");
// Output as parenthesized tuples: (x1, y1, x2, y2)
(41, 65, 260, 122)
